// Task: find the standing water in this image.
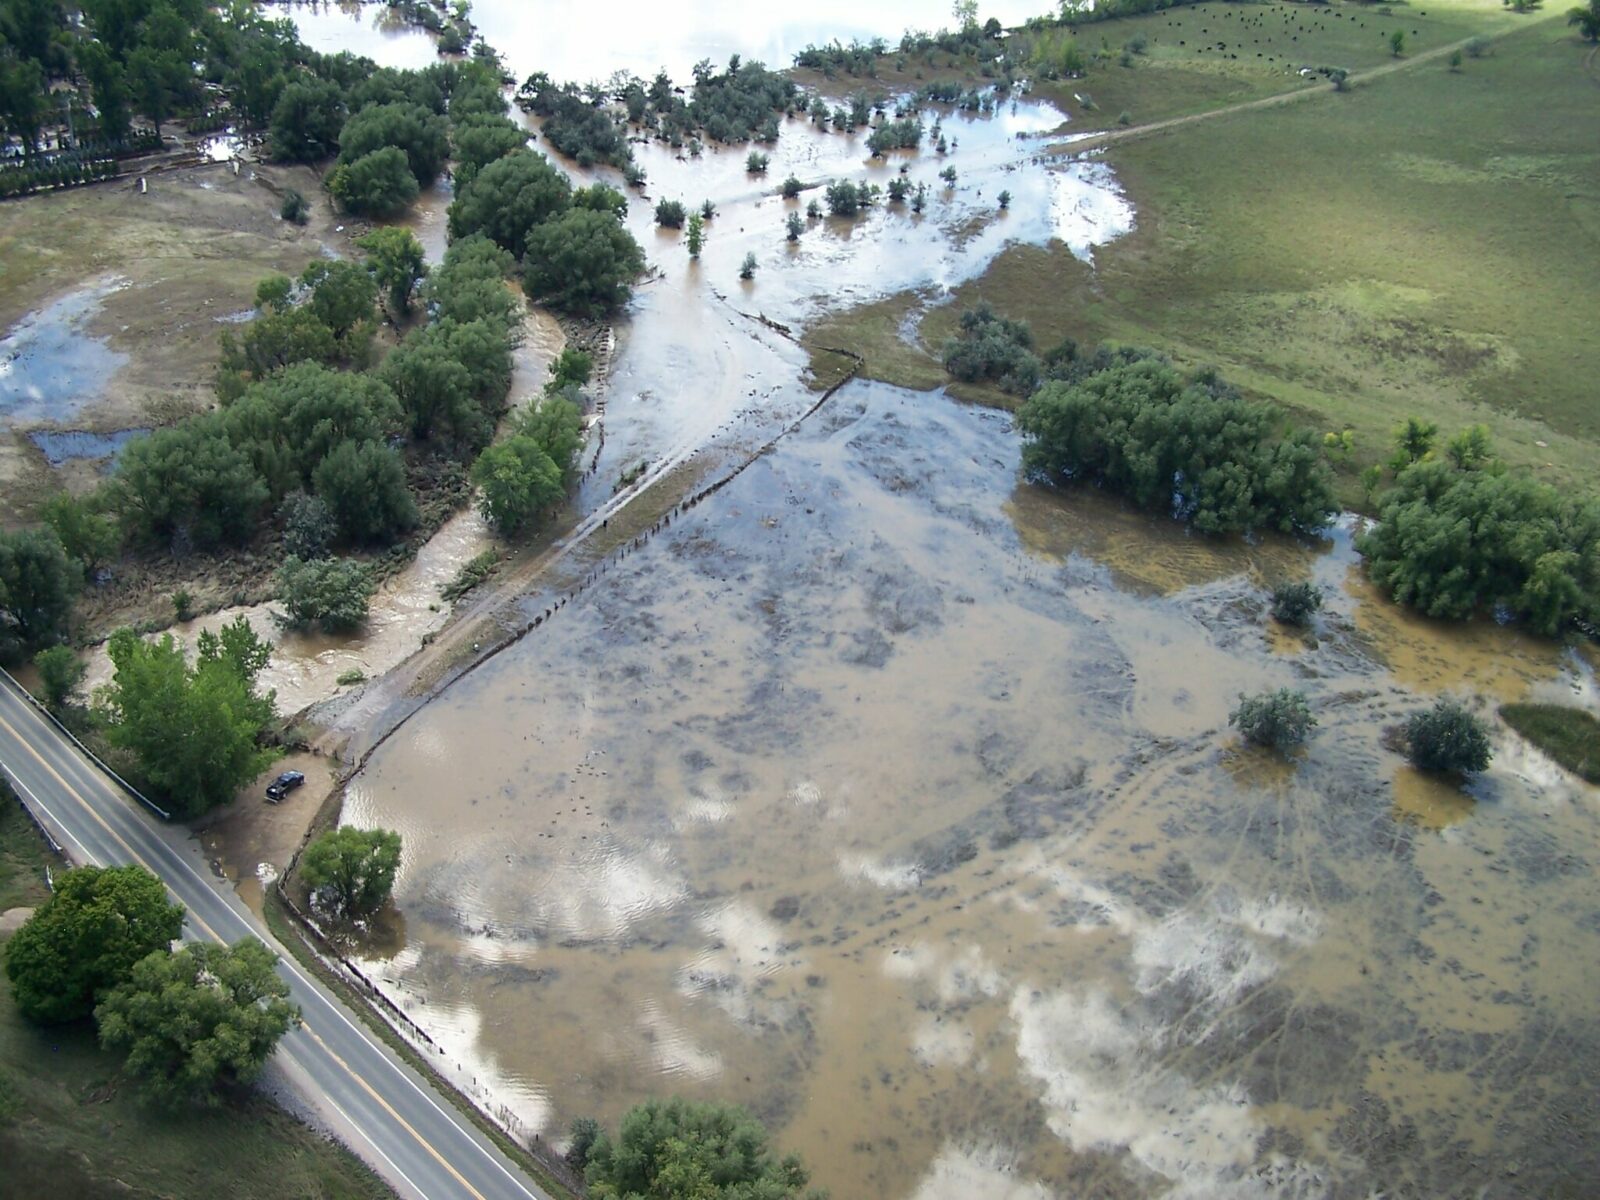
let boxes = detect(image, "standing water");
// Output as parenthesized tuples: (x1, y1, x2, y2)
(291, 4, 1598, 1198)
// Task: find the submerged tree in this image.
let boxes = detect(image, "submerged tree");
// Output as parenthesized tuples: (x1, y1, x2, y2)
(300, 827, 403, 918)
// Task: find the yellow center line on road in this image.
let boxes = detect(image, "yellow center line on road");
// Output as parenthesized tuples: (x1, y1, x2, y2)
(0, 710, 492, 1200)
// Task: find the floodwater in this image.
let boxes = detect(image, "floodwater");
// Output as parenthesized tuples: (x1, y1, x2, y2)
(344, 382, 1600, 1200)
(0, 277, 129, 425)
(293, 8, 1597, 1197)
(291, 0, 1055, 83)
(26, 427, 148, 469)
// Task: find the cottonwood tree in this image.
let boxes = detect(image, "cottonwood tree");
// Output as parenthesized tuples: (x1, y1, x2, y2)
(96, 938, 299, 1106)
(446, 149, 572, 260)
(99, 617, 276, 816)
(358, 227, 428, 317)
(522, 209, 645, 317)
(0, 527, 81, 655)
(4, 865, 184, 1024)
(299, 827, 403, 918)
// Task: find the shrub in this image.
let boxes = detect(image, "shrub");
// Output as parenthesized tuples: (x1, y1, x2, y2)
(941, 302, 1040, 396)
(441, 549, 499, 601)
(745, 150, 770, 173)
(780, 175, 803, 199)
(1404, 700, 1493, 774)
(739, 252, 758, 280)
(172, 589, 194, 621)
(34, 645, 85, 710)
(655, 198, 687, 228)
(1017, 358, 1336, 536)
(279, 492, 337, 560)
(1270, 581, 1323, 626)
(280, 189, 309, 224)
(1230, 689, 1316, 749)
(824, 179, 865, 216)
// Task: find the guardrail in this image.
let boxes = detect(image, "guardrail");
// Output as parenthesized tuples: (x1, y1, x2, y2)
(0, 666, 171, 820)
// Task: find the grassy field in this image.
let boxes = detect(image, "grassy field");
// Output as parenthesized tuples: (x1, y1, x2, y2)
(0, 790, 394, 1200)
(809, 5, 1597, 509)
(1500, 704, 1600, 782)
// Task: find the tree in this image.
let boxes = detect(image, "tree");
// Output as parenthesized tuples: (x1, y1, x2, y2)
(518, 393, 585, 481)
(1230, 689, 1316, 749)
(302, 261, 378, 342)
(573, 183, 629, 220)
(786, 212, 804, 241)
(96, 938, 299, 1106)
(1448, 47, 1464, 70)
(739, 252, 758, 280)
(1404, 699, 1493, 774)
(548, 347, 593, 390)
(382, 328, 481, 444)
(1568, 0, 1600, 39)
(446, 149, 571, 260)
(280, 492, 337, 559)
(327, 147, 421, 218)
(1445, 424, 1492, 470)
(337, 102, 450, 187)
(3, 865, 184, 1025)
(1389, 29, 1406, 56)
(745, 150, 769, 173)
(780, 175, 802, 199)
(0, 527, 81, 655)
(275, 556, 373, 632)
(99, 620, 275, 816)
(1270, 581, 1323, 625)
(471, 435, 564, 534)
(451, 113, 529, 192)
(522, 208, 645, 317)
(312, 439, 416, 544)
(359, 228, 427, 317)
(585, 1098, 822, 1200)
(1017, 357, 1336, 536)
(299, 827, 402, 918)
(0, 57, 46, 159)
(942, 303, 1040, 396)
(268, 78, 345, 164)
(1357, 458, 1600, 634)
(35, 644, 86, 711)
(686, 211, 705, 258)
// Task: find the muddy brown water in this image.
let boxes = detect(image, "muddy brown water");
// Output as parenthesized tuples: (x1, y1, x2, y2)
(342, 380, 1600, 1200)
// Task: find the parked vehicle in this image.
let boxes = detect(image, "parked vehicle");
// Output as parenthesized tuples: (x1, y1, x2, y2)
(265, 770, 305, 802)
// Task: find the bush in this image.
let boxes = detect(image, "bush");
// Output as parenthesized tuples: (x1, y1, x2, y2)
(745, 150, 769, 173)
(1404, 699, 1493, 775)
(280, 189, 309, 224)
(739, 252, 758, 280)
(441, 549, 499, 601)
(1230, 689, 1316, 749)
(326, 147, 420, 218)
(312, 440, 417, 544)
(1270, 581, 1323, 626)
(1017, 358, 1336, 536)
(34, 645, 85, 710)
(824, 179, 865, 216)
(275, 556, 374, 632)
(171, 589, 194, 622)
(942, 302, 1040, 396)
(654, 198, 687, 228)
(780, 175, 803, 199)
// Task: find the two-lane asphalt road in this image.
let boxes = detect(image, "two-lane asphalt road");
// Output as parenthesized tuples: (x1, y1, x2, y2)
(0, 669, 550, 1200)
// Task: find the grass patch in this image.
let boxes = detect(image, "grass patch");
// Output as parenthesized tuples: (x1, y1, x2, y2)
(1500, 704, 1600, 782)
(0, 786, 392, 1200)
(441, 548, 501, 602)
(813, 13, 1597, 511)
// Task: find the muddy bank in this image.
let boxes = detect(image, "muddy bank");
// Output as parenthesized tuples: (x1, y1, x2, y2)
(340, 379, 1600, 1200)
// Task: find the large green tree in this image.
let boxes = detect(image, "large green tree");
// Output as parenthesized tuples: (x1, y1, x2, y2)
(113, 418, 269, 550)
(450, 113, 529, 193)
(337, 101, 449, 187)
(0, 527, 81, 655)
(471, 435, 564, 535)
(1357, 457, 1600, 634)
(4, 865, 184, 1025)
(268, 77, 346, 163)
(40, 491, 121, 576)
(311, 438, 416, 544)
(299, 826, 402, 918)
(446, 149, 572, 260)
(96, 938, 300, 1106)
(584, 1098, 822, 1200)
(382, 329, 479, 443)
(327, 146, 421, 218)
(99, 617, 276, 817)
(275, 555, 373, 632)
(1016, 358, 1336, 537)
(522, 208, 645, 318)
(358, 226, 428, 317)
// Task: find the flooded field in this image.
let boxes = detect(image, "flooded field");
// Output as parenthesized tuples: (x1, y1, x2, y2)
(344, 380, 1600, 1199)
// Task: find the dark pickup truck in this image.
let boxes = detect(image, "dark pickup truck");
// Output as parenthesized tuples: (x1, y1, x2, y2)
(265, 770, 305, 802)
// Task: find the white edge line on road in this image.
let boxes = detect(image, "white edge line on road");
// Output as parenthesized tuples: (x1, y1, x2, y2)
(281, 1041, 428, 1200)
(0, 710, 546, 1200)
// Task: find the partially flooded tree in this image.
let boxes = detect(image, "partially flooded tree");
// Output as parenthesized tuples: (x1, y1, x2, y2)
(1230, 689, 1316, 749)
(300, 827, 403, 918)
(1404, 699, 1493, 775)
